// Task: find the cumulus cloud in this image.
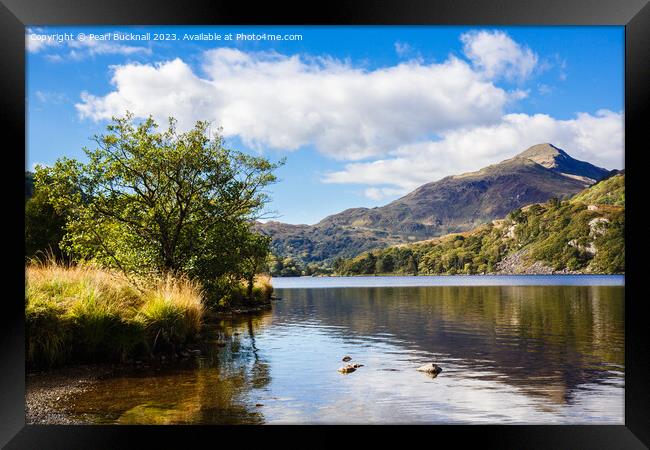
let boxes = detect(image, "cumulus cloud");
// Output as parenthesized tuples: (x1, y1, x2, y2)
(72, 31, 621, 202)
(461, 30, 538, 82)
(76, 48, 521, 160)
(324, 110, 624, 197)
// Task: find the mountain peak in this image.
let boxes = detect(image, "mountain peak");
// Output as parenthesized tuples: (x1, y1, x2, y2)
(516, 143, 566, 168)
(259, 143, 613, 264)
(514, 143, 610, 183)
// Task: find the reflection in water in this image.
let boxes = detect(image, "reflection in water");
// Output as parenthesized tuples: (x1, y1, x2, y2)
(64, 283, 624, 424)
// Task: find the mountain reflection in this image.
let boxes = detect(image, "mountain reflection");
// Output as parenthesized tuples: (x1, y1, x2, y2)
(62, 284, 624, 424)
(275, 285, 624, 406)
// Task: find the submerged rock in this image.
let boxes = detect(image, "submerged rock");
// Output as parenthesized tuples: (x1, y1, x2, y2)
(351, 364, 364, 368)
(342, 356, 352, 362)
(338, 364, 357, 374)
(416, 363, 442, 376)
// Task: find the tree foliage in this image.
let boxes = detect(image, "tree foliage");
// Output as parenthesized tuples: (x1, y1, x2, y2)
(33, 113, 282, 304)
(25, 170, 68, 261)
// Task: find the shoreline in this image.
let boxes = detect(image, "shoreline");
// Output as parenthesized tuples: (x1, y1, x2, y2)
(273, 272, 624, 278)
(26, 364, 118, 424)
(26, 305, 276, 425)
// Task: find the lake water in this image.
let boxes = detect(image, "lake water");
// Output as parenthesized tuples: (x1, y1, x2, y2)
(62, 275, 625, 424)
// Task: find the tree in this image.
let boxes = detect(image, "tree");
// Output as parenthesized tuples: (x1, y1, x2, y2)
(375, 254, 394, 274)
(332, 257, 345, 274)
(25, 171, 35, 201)
(362, 253, 377, 274)
(406, 255, 418, 275)
(25, 173, 68, 261)
(238, 232, 272, 303)
(42, 113, 282, 283)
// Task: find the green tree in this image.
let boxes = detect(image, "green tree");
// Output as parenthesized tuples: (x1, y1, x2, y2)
(238, 232, 272, 303)
(332, 257, 345, 274)
(42, 113, 282, 283)
(375, 254, 394, 274)
(406, 255, 418, 275)
(25, 168, 69, 261)
(25, 171, 35, 201)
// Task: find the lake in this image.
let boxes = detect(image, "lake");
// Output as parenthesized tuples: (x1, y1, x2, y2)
(60, 275, 625, 424)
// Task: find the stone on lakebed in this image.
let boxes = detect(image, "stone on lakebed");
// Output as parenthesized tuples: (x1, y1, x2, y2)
(416, 363, 442, 375)
(338, 364, 357, 374)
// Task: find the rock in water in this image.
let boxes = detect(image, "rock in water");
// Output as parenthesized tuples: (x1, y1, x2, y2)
(416, 363, 442, 375)
(342, 356, 352, 362)
(338, 364, 357, 374)
(351, 364, 364, 368)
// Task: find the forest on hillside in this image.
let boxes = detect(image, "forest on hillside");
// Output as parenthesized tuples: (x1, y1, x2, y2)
(334, 174, 625, 276)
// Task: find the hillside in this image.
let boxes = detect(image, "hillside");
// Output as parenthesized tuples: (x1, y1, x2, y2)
(335, 173, 625, 276)
(258, 143, 613, 264)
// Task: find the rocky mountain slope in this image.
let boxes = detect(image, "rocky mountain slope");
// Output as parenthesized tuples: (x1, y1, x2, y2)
(336, 173, 625, 275)
(257, 143, 614, 264)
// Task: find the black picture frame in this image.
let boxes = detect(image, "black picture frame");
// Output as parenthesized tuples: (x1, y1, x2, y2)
(2, 0, 648, 447)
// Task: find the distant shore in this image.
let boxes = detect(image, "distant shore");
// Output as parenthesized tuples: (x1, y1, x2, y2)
(270, 273, 625, 289)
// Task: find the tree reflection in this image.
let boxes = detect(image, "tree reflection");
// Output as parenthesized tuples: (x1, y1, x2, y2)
(278, 285, 624, 405)
(65, 310, 275, 424)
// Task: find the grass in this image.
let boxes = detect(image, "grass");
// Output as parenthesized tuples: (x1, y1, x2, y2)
(26, 262, 205, 368)
(137, 274, 204, 353)
(251, 274, 273, 303)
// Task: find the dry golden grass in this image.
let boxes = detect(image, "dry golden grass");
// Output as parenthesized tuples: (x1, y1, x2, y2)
(25, 261, 205, 366)
(26, 261, 141, 313)
(138, 274, 204, 346)
(253, 274, 273, 301)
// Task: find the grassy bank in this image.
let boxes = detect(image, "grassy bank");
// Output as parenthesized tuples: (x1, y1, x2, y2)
(26, 262, 273, 368)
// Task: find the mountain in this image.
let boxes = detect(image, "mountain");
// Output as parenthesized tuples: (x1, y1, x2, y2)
(257, 143, 614, 264)
(336, 173, 625, 275)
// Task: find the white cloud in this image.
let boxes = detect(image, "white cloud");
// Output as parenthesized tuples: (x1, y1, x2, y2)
(364, 186, 410, 201)
(30, 162, 50, 171)
(26, 29, 151, 60)
(67, 38, 151, 59)
(461, 30, 538, 82)
(71, 32, 622, 202)
(44, 54, 64, 63)
(394, 41, 413, 57)
(34, 90, 69, 104)
(76, 48, 520, 161)
(26, 28, 60, 53)
(537, 83, 553, 96)
(324, 110, 624, 197)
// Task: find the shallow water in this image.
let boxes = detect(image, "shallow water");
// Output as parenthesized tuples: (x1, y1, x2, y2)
(63, 276, 625, 424)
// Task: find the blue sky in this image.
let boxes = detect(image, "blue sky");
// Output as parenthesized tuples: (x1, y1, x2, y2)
(27, 26, 624, 224)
